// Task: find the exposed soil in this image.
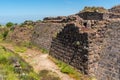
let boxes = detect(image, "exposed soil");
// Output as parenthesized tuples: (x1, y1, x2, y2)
(0, 43, 74, 80)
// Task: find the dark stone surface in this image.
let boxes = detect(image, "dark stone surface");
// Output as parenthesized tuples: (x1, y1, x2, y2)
(94, 22, 120, 80)
(77, 12, 109, 20)
(31, 23, 64, 50)
(49, 22, 120, 80)
(49, 24, 89, 74)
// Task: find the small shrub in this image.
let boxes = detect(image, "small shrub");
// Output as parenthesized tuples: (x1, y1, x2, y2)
(2, 30, 9, 40)
(0, 55, 8, 64)
(6, 22, 14, 28)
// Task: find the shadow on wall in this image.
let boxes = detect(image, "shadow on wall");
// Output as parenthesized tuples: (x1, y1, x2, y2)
(50, 24, 89, 74)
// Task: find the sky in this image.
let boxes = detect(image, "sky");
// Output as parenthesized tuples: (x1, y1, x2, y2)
(0, 0, 120, 24)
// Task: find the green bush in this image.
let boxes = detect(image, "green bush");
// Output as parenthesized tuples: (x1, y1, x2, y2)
(6, 22, 14, 28)
(2, 30, 9, 40)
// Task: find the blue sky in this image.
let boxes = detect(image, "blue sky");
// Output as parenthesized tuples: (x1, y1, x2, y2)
(0, 0, 120, 24)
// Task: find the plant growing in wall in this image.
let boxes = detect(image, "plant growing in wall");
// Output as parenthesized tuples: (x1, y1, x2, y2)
(73, 41, 81, 46)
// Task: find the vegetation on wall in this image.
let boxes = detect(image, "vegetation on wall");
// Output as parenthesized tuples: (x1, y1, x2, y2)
(81, 6, 108, 13)
(49, 56, 91, 80)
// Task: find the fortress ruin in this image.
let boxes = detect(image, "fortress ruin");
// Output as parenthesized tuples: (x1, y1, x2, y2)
(7, 6, 120, 80)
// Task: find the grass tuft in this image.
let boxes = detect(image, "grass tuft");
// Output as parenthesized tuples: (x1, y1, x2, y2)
(49, 56, 91, 80)
(0, 45, 40, 80)
(14, 46, 27, 53)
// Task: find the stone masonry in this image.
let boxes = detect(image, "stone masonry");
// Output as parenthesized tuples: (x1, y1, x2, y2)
(49, 21, 120, 80)
(93, 22, 120, 80)
(6, 5, 120, 80)
(77, 12, 109, 20)
(31, 23, 64, 50)
(50, 24, 89, 74)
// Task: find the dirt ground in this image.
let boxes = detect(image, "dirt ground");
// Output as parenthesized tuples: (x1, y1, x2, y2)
(0, 43, 75, 80)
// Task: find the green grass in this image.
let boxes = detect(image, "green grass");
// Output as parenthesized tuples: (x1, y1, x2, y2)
(0, 34, 3, 41)
(49, 56, 90, 80)
(57, 61, 75, 74)
(14, 46, 27, 53)
(39, 47, 49, 54)
(20, 41, 33, 48)
(0, 46, 40, 80)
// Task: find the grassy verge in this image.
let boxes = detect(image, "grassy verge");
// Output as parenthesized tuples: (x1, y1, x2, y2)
(13, 41, 49, 54)
(39, 47, 49, 54)
(49, 56, 91, 80)
(0, 46, 40, 80)
(14, 46, 27, 53)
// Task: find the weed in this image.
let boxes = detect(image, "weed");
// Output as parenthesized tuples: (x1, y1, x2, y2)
(0, 46, 40, 80)
(40, 48, 49, 53)
(14, 46, 27, 53)
(49, 56, 91, 80)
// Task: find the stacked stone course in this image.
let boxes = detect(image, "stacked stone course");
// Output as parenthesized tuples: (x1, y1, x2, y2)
(50, 24, 89, 73)
(31, 23, 64, 50)
(77, 12, 109, 20)
(6, 5, 120, 80)
(49, 22, 120, 80)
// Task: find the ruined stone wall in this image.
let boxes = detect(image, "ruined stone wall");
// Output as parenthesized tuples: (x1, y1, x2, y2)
(7, 26, 33, 44)
(109, 13, 120, 19)
(93, 22, 120, 80)
(109, 5, 120, 14)
(31, 23, 64, 50)
(50, 24, 89, 74)
(49, 22, 120, 80)
(78, 12, 109, 20)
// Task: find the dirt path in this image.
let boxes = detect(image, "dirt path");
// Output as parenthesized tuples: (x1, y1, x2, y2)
(0, 43, 75, 80)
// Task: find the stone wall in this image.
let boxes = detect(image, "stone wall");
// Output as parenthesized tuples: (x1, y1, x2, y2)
(7, 26, 33, 44)
(109, 13, 120, 19)
(109, 5, 120, 14)
(50, 24, 89, 73)
(93, 22, 120, 80)
(77, 12, 109, 20)
(31, 23, 64, 50)
(49, 22, 120, 80)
